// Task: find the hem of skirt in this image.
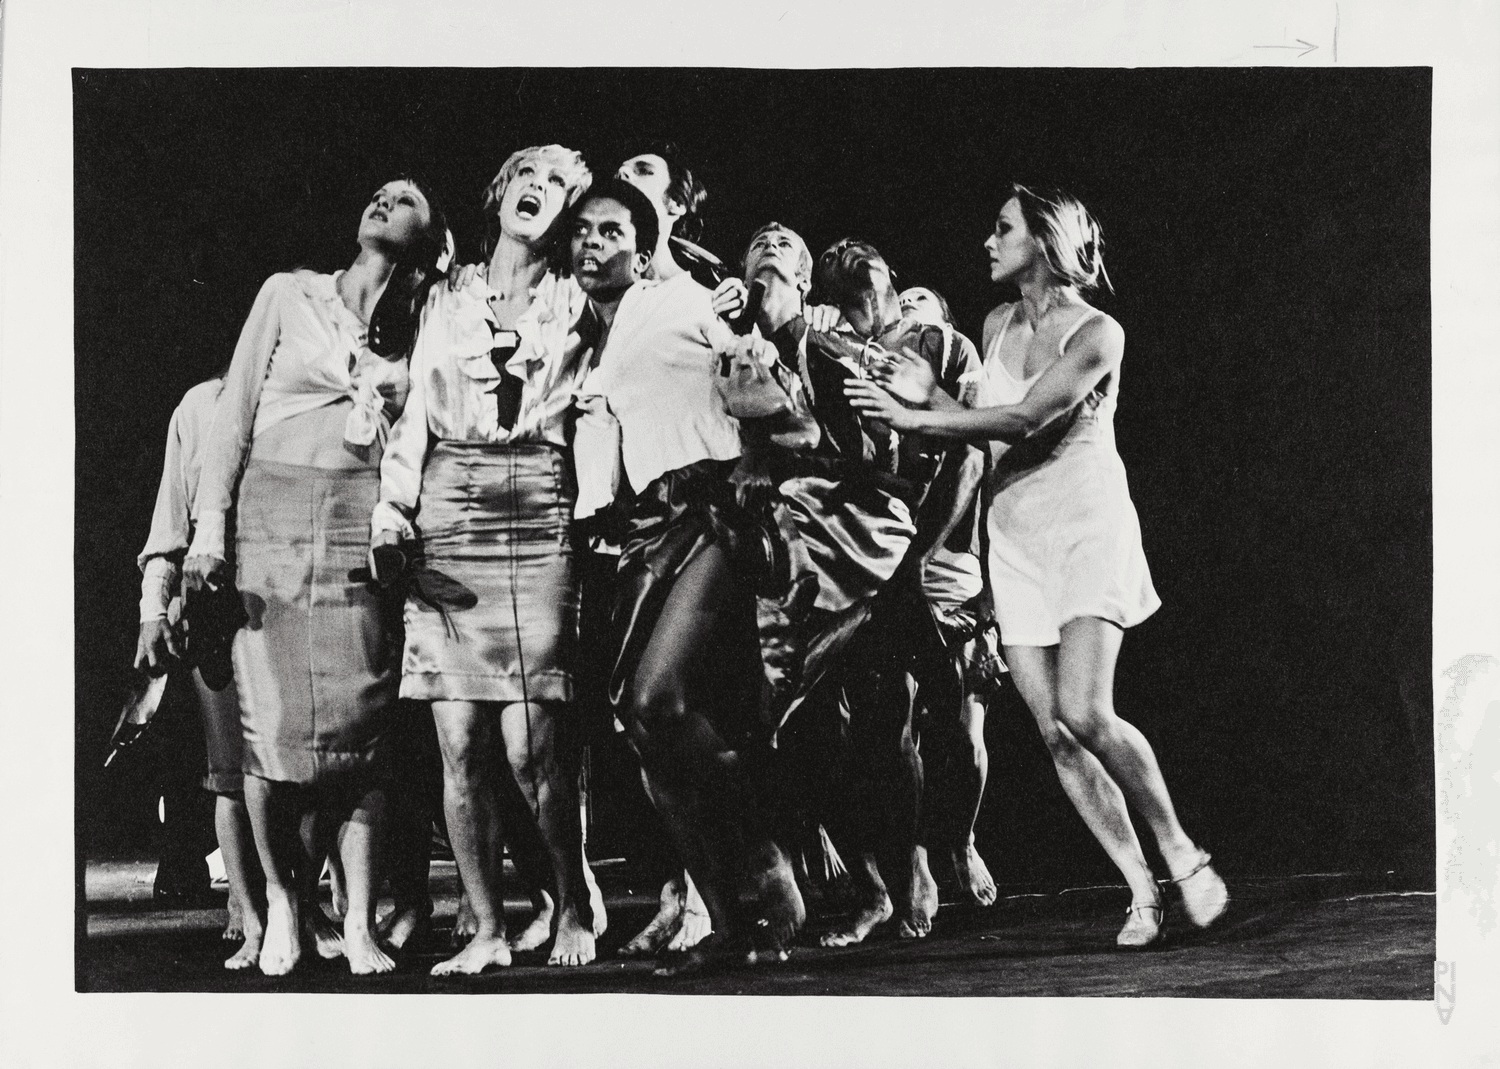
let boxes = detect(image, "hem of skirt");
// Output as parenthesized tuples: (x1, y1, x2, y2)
(202, 771, 245, 795)
(398, 671, 573, 704)
(242, 748, 380, 785)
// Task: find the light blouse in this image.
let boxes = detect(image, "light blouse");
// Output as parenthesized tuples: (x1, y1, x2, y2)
(187, 270, 410, 560)
(372, 270, 591, 539)
(575, 272, 741, 496)
(136, 378, 222, 622)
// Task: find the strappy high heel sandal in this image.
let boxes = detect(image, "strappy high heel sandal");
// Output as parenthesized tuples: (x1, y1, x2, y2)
(1116, 898, 1165, 948)
(1169, 851, 1229, 929)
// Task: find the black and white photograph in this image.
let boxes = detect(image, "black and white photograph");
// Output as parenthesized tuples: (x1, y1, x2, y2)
(4, 2, 1499, 1067)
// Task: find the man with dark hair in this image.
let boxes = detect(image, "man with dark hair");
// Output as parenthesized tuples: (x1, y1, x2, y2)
(616, 142, 730, 289)
(715, 228, 984, 944)
(571, 178, 805, 974)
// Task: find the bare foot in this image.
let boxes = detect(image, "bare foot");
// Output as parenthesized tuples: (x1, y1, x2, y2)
(548, 901, 597, 966)
(377, 904, 432, 951)
(583, 860, 608, 938)
(451, 891, 478, 947)
(431, 935, 512, 976)
(745, 841, 806, 950)
(345, 919, 396, 975)
(820, 892, 893, 947)
(618, 877, 686, 958)
(898, 846, 939, 939)
(952, 838, 997, 906)
(664, 874, 711, 952)
(257, 895, 301, 976)
(224, 897, 245, 942)
(303, 904, 345, 959)
(224, 915, 264, 970)
(508, 889, 556, 953)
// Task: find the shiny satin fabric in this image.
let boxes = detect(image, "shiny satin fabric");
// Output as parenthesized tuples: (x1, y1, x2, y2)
(233, 460, 397, 784)
(400, 441, 578, 704)
(608, 458, 754, 717)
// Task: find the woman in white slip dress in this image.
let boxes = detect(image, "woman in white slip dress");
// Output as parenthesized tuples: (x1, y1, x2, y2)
(847, 184, 1227, 947)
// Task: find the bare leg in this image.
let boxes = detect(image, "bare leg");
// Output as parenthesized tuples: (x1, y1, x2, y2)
(499, 701, 595, 966)
(336, 782, 394, 975)
(492, 762, 558, 952)
(430, 701, 512, 975)
(216, 792, 266, 970)
(297, 808, 345, 960)
(451, 889, 479, 947)
(949, 694, 998, 905)
(902, 845, 940, 939)
(1004, 643, 1161, 911)
(1055, 618, 1225, 927)
(326, 849, 348, 921)
(243, 775, 305, 976)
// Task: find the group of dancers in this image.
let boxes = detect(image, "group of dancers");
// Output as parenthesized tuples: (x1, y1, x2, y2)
(133, 139, 1229, 978)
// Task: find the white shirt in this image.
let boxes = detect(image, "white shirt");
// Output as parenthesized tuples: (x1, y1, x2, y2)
(137, 379, 223, 621)
(576, 272, 740, 496)
(188, 270, 410, 559)
(373, 271, 590, 538)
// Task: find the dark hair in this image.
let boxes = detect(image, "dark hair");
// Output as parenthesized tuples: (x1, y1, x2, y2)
(624, 140, 708, 243)
(1003, 182, 1112, 295)
(368, 174, 451, 358)
(812, 237, 895, 308)
(571, 178, 661, 263)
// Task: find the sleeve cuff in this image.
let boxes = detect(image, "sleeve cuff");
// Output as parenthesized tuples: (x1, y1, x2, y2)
(188, 510, 227, 560)
(138, 557, 178, 622)
(370, 501, 416, 542)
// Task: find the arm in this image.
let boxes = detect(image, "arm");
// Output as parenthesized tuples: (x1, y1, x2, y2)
(183, 275, 284, 581)
(135, 404, 191, 668)
(850, 316, 1122, 444)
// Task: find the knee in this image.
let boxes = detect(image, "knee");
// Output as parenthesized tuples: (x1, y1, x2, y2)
(626, 677, 689, 748)
(1055, 694, 1116, 751)
(440, 735, 490, 790)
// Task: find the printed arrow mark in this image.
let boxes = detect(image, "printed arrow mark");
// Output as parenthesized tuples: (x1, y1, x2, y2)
(1254, 39, 1319, 57)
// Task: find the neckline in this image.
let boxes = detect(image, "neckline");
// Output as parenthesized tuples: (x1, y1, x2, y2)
(990, 303, 1104, 383)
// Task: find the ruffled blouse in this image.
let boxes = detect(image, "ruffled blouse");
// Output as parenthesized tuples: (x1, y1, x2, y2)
(188, 270, 410, 559)
(372, 270, 591, 538)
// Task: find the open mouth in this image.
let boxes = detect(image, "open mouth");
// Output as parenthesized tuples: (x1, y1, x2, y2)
(516, 194, 542, 219)
(371, 210, 388, 222)
(575, 255, 601, 273)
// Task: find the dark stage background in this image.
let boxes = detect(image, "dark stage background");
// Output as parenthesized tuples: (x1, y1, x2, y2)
(74, 67, 1433, 889)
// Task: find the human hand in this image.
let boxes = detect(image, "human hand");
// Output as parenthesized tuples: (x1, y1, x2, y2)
(871, 346, 937, 406)
(368, 529, 404, 584)
(183, 554, 228, 594)
(845, 379, 920, 432)
(448, 262, 480, 292)
(712, 277, 749, 321)
(805, 304, 843, 333)
(134, 618, 181, 675)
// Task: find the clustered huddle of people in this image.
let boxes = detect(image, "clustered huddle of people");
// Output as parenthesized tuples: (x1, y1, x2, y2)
(134, 140, 1229, 979)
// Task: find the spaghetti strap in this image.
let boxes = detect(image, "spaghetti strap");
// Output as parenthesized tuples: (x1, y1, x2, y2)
(1058, 308, 1105, 356)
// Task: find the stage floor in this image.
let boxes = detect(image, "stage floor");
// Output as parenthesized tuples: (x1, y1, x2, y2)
(79, 859, 1434, 998)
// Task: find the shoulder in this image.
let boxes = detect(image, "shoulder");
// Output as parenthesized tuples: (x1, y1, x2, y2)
(180, 378, 225, 411)
(984, 302, 1019, 328)
(1065, 308, 1123, 354)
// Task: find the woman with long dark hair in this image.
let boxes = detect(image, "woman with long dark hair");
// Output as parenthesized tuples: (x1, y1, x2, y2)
(848, 184, 1228, 947)
(372, 145, 601, 974)
(183, 176, 449, 974)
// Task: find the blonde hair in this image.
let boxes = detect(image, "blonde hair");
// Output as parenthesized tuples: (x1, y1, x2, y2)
(1007, 183, 1113, 295)
(482, 144, 593, 217)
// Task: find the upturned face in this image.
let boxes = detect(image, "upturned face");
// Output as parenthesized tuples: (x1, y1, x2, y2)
(357, 181, 433, 255)
(899, 287, 946, 327)
(983, 197, 1039, 284)
(840, 257, 900, 338)
(497, 154, 572, 243)
(616, 153, 681, 233)
(570, 197, 649, 300)
(744, 226, 810, 290)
